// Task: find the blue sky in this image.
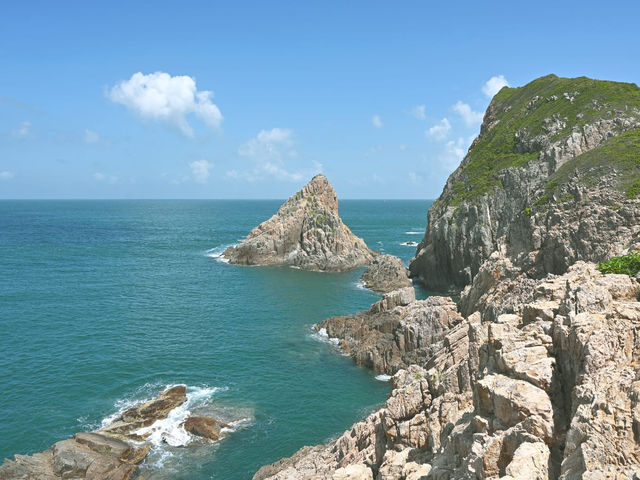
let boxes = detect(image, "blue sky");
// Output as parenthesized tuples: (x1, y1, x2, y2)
(1, 0, 639, 199)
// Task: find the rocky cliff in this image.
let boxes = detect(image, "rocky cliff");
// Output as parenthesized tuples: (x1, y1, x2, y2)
(254, 75, 640, 480)
(223, 174, 375, 271)
(360, 254, 413, 293)
(410, 75, 640, 291)
(255, 263, 640, 480)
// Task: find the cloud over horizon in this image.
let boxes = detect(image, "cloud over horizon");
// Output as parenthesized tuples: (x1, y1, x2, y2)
(426, 118, 451, 141)
(229, 128, 310, 182)
(452, 101, 483, 128)
(482, 75, 510, 98)
(189, 160, 212, 183)
(107, 72, 223, 137)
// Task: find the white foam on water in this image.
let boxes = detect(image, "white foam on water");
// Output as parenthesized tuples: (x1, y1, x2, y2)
(205, 245, 234, 263)
(354, 280, 367, 290)
(375, 374, 392, 382)
(309, 327, 340, 346)
(405, 231, 422, 235)
(132, 385, 225, 448)
(400, 241, 418, 246)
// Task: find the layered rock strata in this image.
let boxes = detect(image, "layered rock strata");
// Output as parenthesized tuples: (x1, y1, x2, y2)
(0, 386, 227, 480)
(360, 254, 412, 293)
(256, 263, 640, 479)
(223, 174, 375, 271)
(410, 75, 640, 291)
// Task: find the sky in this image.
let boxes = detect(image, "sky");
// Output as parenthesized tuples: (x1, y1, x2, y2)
(1, 0, 639, 199)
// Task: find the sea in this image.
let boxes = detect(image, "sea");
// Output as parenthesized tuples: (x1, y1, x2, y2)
(0, 199, 433, 479)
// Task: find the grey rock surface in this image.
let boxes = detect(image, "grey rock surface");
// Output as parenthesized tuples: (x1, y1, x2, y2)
(223, 174, 375, 271)
(360, 254, 412, 293)
(254, 263, 640, 480)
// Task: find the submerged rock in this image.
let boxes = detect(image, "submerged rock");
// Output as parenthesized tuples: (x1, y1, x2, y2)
(183, 416, 231, 442)
(359, 254, 412, 293)
(0, 386, 228, 480)
(222, 174, 375, 271)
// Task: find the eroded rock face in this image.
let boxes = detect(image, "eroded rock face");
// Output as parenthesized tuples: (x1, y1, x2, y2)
(316, 289, 463, 374)
(0, 385, 227, 480)
(360, 254, 412, 293)
(255, 263, 640, 480)
(410, 76, 640, 292)
(223, 174, 375, 271)
(183, 416, 231, 442)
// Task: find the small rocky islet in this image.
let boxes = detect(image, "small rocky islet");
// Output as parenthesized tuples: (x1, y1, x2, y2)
(4, 73, 640, 480)
(222, 173, 375, 271)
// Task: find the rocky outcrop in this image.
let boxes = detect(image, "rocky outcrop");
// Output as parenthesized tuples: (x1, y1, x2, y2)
(223, 174, 375, 271)
(316, 288, 464, 374)
(183, 416, 231, 442)
(0, 386, 228, 480)
(410, 75, 640, 291)
(255, 263, 640, 479)
(360, 254, 412, 293)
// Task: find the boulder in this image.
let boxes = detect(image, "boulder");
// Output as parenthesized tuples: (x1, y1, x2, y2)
(183, 416, 231, 442)
(360, 254, 412, 293)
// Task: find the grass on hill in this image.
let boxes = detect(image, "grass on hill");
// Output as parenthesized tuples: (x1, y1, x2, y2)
(446, 74, 640, 205)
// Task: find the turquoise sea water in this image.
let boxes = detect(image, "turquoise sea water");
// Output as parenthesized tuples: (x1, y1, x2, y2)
(0, 199, 432, 479)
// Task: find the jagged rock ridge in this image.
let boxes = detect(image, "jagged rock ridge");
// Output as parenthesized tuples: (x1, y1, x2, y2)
(410, 74, 640, 291)
(223, 174, 375, 271)
(360, 254, 412, 293)
(255, 263, 640, 479)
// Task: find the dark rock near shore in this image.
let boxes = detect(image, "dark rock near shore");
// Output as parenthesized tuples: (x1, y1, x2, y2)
(359, 254, 411, 293)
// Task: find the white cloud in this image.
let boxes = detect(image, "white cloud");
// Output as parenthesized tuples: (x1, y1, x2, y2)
(84, 129, 100, 144)
(411, 105, 426, 120)
(371, 115, 383, 128)
(439, 137, 468, 171)
(11, 121, 31, 138)
(93, 172, 118, 184)
(230, 128, 306, 182)
(189, 160, 212, 183)
(107, 72, 222, 137)
(0, 171, 14, 180)
(426, 118, 451, 141)
(452, 101, 483, 128)
(482, 75, 510, 98)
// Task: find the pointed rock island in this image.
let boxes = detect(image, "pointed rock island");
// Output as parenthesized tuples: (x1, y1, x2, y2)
(223, 174, 375, 271)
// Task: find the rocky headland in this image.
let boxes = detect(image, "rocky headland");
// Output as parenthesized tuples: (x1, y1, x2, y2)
(0, 386, 231, 480)
(255, 75, 640, 480)
(223, 174, 375, 271)
(410, 74, 640, 292)
(360, 254, 412, 293)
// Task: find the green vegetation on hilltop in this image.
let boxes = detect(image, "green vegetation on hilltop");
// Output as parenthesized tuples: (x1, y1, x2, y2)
(446, 74, 640, 205)
(597, 251, 640, 276)
(533, 128, 640, 209)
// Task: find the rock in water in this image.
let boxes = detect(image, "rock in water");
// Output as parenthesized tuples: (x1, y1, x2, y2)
(223, 174, 375, 271)
(0, 386, 228, 480)
(359, 254, 412, 293)
(183, 416, 231, 442)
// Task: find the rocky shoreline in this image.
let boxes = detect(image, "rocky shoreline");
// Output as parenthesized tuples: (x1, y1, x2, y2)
(0, 386, 233, 480)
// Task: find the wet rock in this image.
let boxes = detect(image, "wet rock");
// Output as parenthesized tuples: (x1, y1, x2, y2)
(183, 416, 231, 442)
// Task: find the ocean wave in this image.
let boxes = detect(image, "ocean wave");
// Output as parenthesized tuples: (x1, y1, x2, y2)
(205, 245, 233, 263)
(405, 231, 422, 235)
(375, 374, 392, 382)
(309, 327, 340, 346)
(400, 241, 418, 246)
(354, 279, 367, 290)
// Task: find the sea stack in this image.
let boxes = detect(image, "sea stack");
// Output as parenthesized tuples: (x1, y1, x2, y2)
(223, 174, 375, 271)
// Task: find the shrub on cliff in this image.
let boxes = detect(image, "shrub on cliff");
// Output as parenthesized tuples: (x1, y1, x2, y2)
(597, 251, 640, 276)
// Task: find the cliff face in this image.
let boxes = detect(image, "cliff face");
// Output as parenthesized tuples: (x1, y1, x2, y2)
(255, 263, 640, 480)
(410, 75, 640, 291)
(223, 174, 375, 271)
